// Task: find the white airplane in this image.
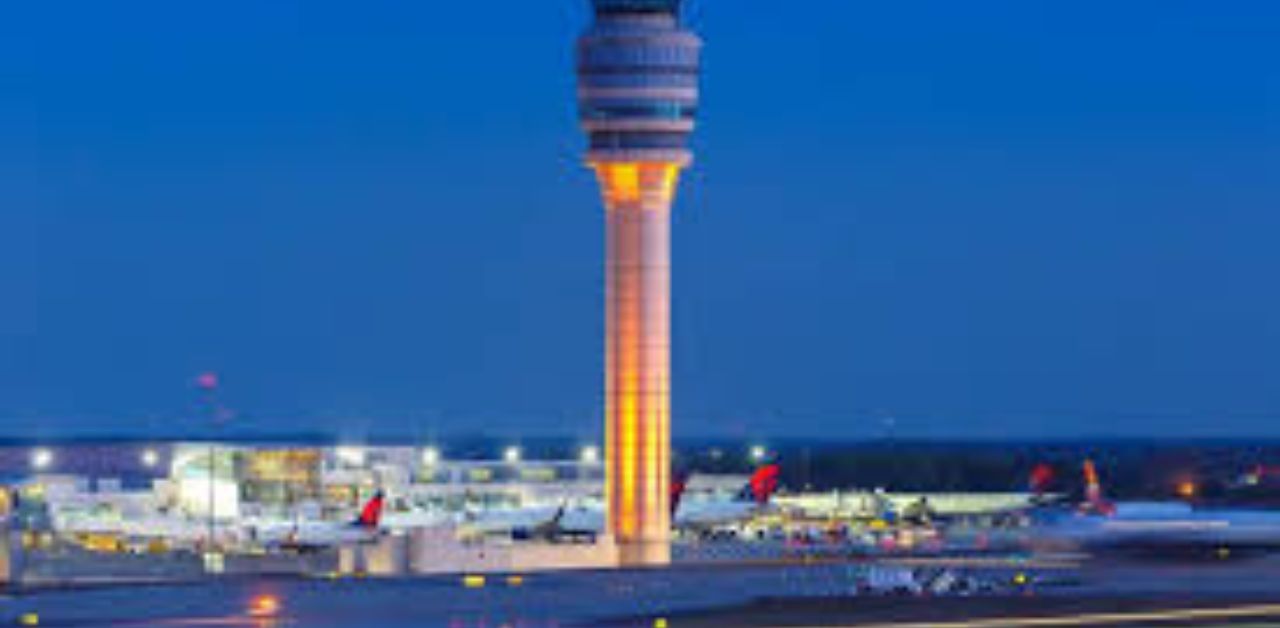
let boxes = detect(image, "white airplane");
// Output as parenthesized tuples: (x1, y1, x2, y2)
(252, 492, 386, 551)
(46, 493, 214, 548)
(1033, 461, 1280, 558)
(466, 463, 784, 541)
(672, 463, 781, 533)
(457, 500, 602, 542)
(379, 507, 455, 531)
(53, 510, 212, 549)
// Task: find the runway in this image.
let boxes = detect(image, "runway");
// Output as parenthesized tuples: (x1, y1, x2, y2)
(7, 553, 1280, 626)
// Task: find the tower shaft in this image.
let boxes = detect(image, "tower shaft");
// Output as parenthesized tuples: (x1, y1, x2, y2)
(598, 162, 680, 564)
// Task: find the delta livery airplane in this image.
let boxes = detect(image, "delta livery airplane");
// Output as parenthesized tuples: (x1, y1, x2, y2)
(672, 462, 780, 531)
(255, 491, 386, 552)
(477, 463, 783, 542)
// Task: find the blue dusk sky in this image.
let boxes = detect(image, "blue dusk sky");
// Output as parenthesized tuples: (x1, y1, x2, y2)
(0, 1, 1277, 439)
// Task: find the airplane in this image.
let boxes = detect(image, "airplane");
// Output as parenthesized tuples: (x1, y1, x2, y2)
(378, 507, 455, 531)
(253, 491, 387, 552)
(457, 499, 602, 542)
(51, 509, 212, 552)
(1030, 460, 1280, 559)
(468, 462, 784, 542)
(671, 462, 781, 537)
(43, 490, 224, 551)
(511, 503, 601, 543)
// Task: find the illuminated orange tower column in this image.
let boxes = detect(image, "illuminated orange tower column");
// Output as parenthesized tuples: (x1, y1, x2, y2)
(597, 162, 681, 565)
(578, 0, 701, 566)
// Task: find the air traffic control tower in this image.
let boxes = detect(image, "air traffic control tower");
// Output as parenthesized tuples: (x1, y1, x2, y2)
(577, 0, 702, 566)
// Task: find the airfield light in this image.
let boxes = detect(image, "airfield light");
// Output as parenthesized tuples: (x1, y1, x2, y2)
(503, 446, 522, 464)
(248, 594, 281, 618)
(30, 448, 53, 471)
(580, 446, 600, 464)
(1177, 480, 1198, 499)
(336, 447, 366, 467)
(421, 447, 441, 466)
(141, 449, 160, 468)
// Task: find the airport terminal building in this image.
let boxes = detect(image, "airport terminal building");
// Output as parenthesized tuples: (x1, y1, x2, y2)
(0, 441, 609, 526)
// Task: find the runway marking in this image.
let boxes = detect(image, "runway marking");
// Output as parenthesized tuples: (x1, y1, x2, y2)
(831, 603, 1280, 627)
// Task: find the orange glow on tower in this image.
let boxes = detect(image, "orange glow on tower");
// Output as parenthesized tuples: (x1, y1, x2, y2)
(596, 162, 681, 562)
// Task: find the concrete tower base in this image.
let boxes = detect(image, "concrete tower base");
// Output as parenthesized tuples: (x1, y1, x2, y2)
(614, 540, 671, 568)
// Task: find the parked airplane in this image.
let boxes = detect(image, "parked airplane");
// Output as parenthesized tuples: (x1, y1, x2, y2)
(254, 491, 386, 552)
(673, 463, 781, 534)
(468, 463, 784, 542)
(512, 503, 601, 543)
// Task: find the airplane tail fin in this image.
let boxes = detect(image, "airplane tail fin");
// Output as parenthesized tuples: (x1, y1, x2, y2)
(738, 463, 780, 505)
(1081, 460, 1115, 515)
(1029, 463, 1055, 495)
(670, 471, 690, 517)
(355, 491, 385, 528)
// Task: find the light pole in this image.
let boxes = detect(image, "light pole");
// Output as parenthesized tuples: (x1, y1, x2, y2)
(30, 448, 53, 471)
(195, 372, 222, 557)
(580, 445, 600, 484)
(421, 447, 440, 467)
(503, 446, 522, 465)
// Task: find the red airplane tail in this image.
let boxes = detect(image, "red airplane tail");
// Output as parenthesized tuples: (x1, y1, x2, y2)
(355, 491, 385, 528)
(743, 463, 781, 505)
(1029, 463, 1055, 495)
(670, 471, 690, 517)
